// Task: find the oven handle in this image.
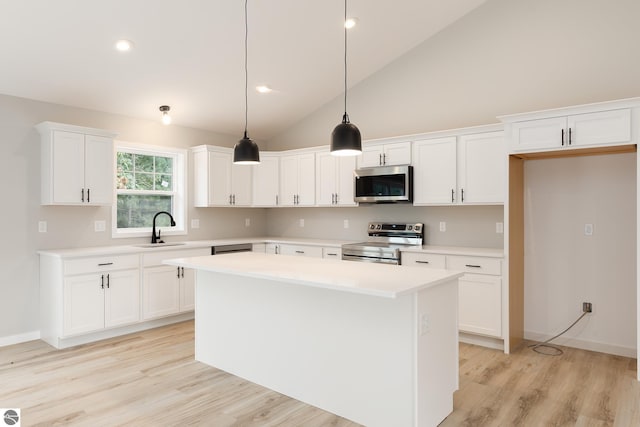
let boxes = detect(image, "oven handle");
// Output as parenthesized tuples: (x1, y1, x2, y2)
(342, 253, 399, 265)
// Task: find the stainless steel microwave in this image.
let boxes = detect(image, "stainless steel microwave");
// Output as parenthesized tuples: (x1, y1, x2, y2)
(354, 165, 413, 203)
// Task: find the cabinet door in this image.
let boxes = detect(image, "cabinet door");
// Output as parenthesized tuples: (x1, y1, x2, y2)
(180, 267, 196, 312)
(383, 142, 411, 165)
(336, 156, 357, 206)
(359, 145, 384, 167)
(412, 137, 457, 205)
(104, 269, 140, 328)
(63, 274, 105, 336)
(458, 274, 502, 338)
(279, 155, 299, 206)
(252, 155, 279, 206)
(316, 152, 338, 206)
(208, 151, 232, 206)
(510, 117, 566, 152)
(458, 131, 505, 204)
(231, 162, 252, 206)
(142, 265, 180, 320)
(51, 130, 86, 204)
(297, 154, 316, 206)
(568, 109, 631, 147)
(84, 135, 114, 205)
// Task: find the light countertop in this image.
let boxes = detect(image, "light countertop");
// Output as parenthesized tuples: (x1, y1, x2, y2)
(164, 252, 463, 299)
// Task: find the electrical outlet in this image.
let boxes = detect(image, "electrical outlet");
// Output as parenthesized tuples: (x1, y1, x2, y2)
(419, 313, 430, 335)
(584, 223, 593, 236)
(439, 222, 446, 232)
(496, 222, 504, 234)
(583, 302, 593, 313)
(343, 219, 349, 229)
(38, 221, 47, 233)
(94, 220, 106, 232)
(299, 219, 305, 228)
(191, 219, 200, 229)
(245, 218, 251, 227)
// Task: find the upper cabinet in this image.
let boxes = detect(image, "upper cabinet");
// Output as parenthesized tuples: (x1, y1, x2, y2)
(316, 152, 357, 207)
(500, 99, 640, 154)
(358, 141, 411, 167)
(36, 122, 117, 206)
(412, 129, 506, 205)
(192, 146, 252, 207)
(252, 153, 280, 207)
(280, 152, 315, 206)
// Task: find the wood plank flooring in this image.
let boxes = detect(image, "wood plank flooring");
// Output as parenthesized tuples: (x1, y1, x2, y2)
(0, 321, 638, 426)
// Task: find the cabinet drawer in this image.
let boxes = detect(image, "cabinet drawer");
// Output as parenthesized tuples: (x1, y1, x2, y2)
(446, 256, 501, 275)
(401, 252, 446, 269)
(64, 254, 139, 276)
(322, 247, 342, 259)
(279, 244, 323, 258)
(143, 248, 210, 267)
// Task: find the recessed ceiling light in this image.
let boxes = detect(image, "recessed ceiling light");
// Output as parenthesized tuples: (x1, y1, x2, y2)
(256, 85, 273, 94)
(345, 17, 358, 29)
(115, 39, 134, 52)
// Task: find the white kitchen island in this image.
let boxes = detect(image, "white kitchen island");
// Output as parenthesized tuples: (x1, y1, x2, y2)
(165, 252, 463, 427)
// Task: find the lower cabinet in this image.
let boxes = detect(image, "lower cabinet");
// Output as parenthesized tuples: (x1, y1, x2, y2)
(402, 251, 503, 339)
(142, 248, 210, 320)
(63, 268, 140, 336)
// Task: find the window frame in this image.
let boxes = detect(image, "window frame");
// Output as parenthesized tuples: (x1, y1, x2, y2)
(112, 141, 187, 239)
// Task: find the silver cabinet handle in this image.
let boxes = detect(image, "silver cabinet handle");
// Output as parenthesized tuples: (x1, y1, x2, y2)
(568, 127, 572, 145)
(451, 189, 454, 203)
(465, 264, 482, 268)
(416, 260, 430, 264)
(229, 194, 232, 205)
(383, 153, 387, 165)
(561, 128, 565, 146)
(335, 193, 339, 204)
(106, 273, 110, 289)
(461, 188, 465, 203)
(379, 153, 382, 165)
(97, 262, 113, 266)
(326, 253, 337, 256)
(295, 250, 305, 254)
(81, 188, 85, 203)
(177, 267, 181, 278)
(101, 274, 104, 289)
(87, 188, 90, 203)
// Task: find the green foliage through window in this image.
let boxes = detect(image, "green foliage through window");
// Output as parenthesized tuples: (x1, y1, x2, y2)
(117, 152, 173, 191)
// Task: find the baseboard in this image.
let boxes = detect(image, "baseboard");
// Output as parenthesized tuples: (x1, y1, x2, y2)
(0, 330, 41, 347)
(459, 332, 505, 352)
(524, 330, 636, 358)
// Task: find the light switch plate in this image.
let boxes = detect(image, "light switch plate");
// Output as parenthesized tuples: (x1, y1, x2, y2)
(439, 222, 446, 232)
(38, 221, 47, 233)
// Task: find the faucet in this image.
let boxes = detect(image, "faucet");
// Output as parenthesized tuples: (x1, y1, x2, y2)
(151, 211, 176, 244)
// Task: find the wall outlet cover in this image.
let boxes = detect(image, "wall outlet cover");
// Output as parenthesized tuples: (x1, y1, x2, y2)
(343, 219, 349, 229)
(38, 221, 47, 233)
(94, 220, 106, 232)
(496, 222, 504, 234)
(439, 222, 446, 232)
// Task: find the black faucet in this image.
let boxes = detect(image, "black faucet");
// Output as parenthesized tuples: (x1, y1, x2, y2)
(151, 211, 176, 244)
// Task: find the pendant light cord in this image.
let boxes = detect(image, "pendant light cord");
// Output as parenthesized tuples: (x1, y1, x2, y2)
(343, 0, 348, 121)
(244, 0, 249, 138)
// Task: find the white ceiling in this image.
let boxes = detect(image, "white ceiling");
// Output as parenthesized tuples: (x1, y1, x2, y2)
(0, 0, 487, 139)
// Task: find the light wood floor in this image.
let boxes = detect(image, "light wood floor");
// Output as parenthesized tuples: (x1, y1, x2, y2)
(1, 321, 638, 426)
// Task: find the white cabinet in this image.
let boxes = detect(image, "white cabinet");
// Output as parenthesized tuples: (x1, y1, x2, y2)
(278, 244, 323, 258)
(316, 152, 357, 206)
(508, 108, 632, 153)
(39, 253, 140, 343)
(193, 146, 252, 207)
(280, 152, 315, 206)
(359, 141, 411, 167)
(402, 251, 503, 339)
(412, 131, 505, 205)
(142, 248, 210, 320)
(36, 122, 117, 206)
(252, 243, 266, 253)
(252, 153, 280, 207)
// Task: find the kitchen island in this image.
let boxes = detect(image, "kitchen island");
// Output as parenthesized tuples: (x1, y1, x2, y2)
(165, 252, 463, 427)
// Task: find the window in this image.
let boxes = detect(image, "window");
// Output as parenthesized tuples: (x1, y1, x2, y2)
(112, 142, 186, 238)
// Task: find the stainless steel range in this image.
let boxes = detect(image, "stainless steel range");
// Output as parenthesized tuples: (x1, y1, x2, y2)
(342, 222, 424, 265)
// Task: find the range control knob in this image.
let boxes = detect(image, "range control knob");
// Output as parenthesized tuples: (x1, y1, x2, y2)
(407, 225, 413, 230)
(376, 224, 382, 230)
(415, 225, 421, 231)
(369, 224, 375, 229)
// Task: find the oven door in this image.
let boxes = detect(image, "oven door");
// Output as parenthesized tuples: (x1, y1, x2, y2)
(354, 165, 413, 203)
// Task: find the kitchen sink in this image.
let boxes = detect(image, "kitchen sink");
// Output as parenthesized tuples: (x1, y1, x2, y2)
(134, 242, 187, 248)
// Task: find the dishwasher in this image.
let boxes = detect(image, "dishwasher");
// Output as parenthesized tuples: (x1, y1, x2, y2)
(211, 243, 253, 255)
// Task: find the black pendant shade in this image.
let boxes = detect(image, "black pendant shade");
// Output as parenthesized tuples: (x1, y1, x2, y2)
(330, 0, 362, 156)
(233, 131, 260, 164)
(234, 0, 260, 165)
(331, 113, 362, 156)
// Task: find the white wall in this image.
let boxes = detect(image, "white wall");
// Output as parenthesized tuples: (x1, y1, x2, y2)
(266, 205, 504, 248)
(523, 153, 637, 356)
(0, 94, 268, 340)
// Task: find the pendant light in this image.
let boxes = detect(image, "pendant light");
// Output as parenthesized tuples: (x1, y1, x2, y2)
(233, 0, 260, 164)
(159, 105, 171, 125)
(330, 0, 362, 156)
